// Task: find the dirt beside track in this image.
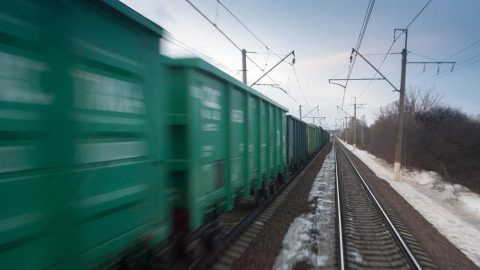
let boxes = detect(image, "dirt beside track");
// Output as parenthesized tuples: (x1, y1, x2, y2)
(347, 149, 479, 270)
(231, 143, 333, 270)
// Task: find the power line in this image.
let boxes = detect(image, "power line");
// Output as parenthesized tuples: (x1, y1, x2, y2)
(408, 40, 480, 84)
(400, 51, 441, 82)
(450, 58, 480, 72)
(361, 52, 402, 56)
(185, 0, 242, 51)
(416, 52, 480, 85)
(185, 0, 295, 101)
(342, 0, 375, 107)
(245, 54, 284, 87)
(216, 0, 282, 60)
(359, 0, 432, 97)
(216, 0, 287, 78)
(445, 38, 480, 60)
(292, 65, 309, 106)
(409, 51, 440, 61)
(406, 0, 432, 29)
(355, 0, 375, 53)
(163, 34, 238, 74)
(216, 0, 308, 105)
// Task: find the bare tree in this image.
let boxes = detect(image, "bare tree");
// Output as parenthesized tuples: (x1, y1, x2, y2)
(366, 88, 480, 193)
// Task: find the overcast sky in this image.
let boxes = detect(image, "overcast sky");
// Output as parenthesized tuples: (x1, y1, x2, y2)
(121, 0, 480, 129)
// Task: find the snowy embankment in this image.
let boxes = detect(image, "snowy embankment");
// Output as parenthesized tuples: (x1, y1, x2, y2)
(274, 149, 336, 269)
(338, 139, 480, 267)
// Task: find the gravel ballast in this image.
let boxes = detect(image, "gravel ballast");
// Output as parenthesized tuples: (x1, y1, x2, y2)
(232, 143, 333, 270)
(230, 139, 477, 270)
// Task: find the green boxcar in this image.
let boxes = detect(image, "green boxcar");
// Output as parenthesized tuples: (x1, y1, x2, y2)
(307, 124, 316, 155)
(260, 101, 269, 182)
(286, 115, 308, 172)
(316, 126, 321, 150)
(0, 1, 171, 269)
(322, 129, 330, 146)
(166, 58, 287, 232)
(248, 96, 260, 190)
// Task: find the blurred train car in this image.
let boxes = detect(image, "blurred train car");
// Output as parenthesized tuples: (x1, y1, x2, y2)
(0, 1, 329, 269)
(165, 58, 287, 251)
(0, 1, 171, 269)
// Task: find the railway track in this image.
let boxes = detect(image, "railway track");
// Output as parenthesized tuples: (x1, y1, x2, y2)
(187, 144, 331, 270)
(335, 140, 437, 269)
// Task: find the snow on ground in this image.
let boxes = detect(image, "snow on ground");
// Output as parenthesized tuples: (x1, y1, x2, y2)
(274, 149, 336, 270)
(338, 139, 480, 267)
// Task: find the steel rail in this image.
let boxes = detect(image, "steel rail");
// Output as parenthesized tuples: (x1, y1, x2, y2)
(337, 140, 422, 270)
(334, 141, 345, 270)
(189, 143, 331, 270)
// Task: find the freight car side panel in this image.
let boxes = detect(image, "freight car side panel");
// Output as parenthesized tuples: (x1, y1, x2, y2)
(299, 122, 306, 162)
(230, 87, 247, 196)
(286, 116, 308, 172)
(307, 124, 315, 155)
(319, 127, 323, 148)
(277, 110, 287, 179)
(269, 105, 276, 179)
(65, 3, 167, 268)
(278, 109, 283, 177)
(286, 116, 295, 168)
(188, 70, 228, 228)
(287, 117, 294, 165)
(0, 1, 169, 269)
(259, 101, 269, 182)
(247, 95, 260, 189)
(0, 3, 59, 269)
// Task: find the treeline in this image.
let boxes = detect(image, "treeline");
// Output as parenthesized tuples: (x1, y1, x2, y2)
(340, 91, 480, 193)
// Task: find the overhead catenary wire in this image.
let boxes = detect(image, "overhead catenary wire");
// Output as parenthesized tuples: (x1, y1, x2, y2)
(415, 52, 480, 86)
(185, 0, 241, 51)
(391, 50, 440, 83)
(216, 0, 283, 61)
(405, 0, 432, 29)
(408, 51, 441, 61)
(408, 38, 480, 84)
(342, 0, 375, 108)
(216, 0, 309, 106)
(184, 0, 298, 104)
(445, 38, 480, 60)
(215, 0, 315, 108)
(359, 0, 432, 97)
(163, 34, 238, 74)
(292, 65, 309, 106)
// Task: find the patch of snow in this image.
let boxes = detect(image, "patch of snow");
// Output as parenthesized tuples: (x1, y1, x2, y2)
(460, 195, 480, 215)
(274, 149, 336, 269)
(338, 139, 480, 267)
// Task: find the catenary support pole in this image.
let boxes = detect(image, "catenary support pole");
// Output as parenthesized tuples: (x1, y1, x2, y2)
(351, 97, 365, 150)
(353, 97, 357, 150)
(393, 29, 408, 181)
(242, 49, 247, 84)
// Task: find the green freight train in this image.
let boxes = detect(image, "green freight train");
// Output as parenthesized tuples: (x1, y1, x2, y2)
(0, 1, 328, 268)
(165, 58, 287, 234)
(0, 1, 169, 269)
